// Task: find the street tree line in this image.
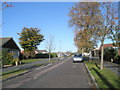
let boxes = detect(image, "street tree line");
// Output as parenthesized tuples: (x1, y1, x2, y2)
(68, 2, 119, 70)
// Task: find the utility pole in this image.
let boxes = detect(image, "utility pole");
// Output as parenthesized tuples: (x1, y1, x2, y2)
(59, 40, 62, 58)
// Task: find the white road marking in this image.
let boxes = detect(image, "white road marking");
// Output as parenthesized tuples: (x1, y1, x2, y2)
(73, 65, 76, 68)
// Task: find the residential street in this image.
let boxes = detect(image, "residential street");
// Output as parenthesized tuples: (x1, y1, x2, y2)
(3, 57, 91, 88)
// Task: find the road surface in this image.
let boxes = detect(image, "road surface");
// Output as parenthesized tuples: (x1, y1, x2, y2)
(3, 57, 91, 88)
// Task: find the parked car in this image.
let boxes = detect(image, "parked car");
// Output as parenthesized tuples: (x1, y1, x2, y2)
(73, 54, 83, 62)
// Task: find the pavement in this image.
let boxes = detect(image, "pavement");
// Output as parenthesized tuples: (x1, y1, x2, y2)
(2, 57, 92, 88)
(103, 61, 120, 76)
(93, 57, 120, 76)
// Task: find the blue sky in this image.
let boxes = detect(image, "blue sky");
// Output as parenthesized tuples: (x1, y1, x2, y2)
(2, 2, 113, 52)
(3, 2, 77, 52)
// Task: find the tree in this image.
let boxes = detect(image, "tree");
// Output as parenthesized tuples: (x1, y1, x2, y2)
(68, 2, 100, 53)
(0, 2, 13, 27)
(68, 2, 118, 70)
(108, 14, 119, 55)
(46, 34, 55, 62)
(96, 2, 118, 70)
(74, 29, 98, 53)
(2, 2, 13, 10)
(18, 27, 44, 58)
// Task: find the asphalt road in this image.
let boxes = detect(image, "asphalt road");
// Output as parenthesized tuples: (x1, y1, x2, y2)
(3, 57, 91, 88)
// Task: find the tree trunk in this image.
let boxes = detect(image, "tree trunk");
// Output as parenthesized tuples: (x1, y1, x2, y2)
(49, 52, 50, 62)
(118, 47, 120, 56)
(89, 50, 92, 61)
(100, 43, 104, 70)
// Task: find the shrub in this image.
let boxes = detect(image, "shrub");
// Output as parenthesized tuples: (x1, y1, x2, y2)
(99, 47, 120, 63)
(114, 54, 120, 64)
(50, 53, 58, 58)
(35, 53, 58, 58)
(104, 48, 117, 61)
(2, 49, 14, 65)
(35, 53, 49, 58)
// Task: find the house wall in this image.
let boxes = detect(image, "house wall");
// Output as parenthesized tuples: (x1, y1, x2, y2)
(2, 48, 20, 58)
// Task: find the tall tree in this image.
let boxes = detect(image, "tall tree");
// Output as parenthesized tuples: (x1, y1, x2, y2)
(46, 34, 55, 62)
(68, 2, 118, 70)
(96, 2, 118, 70)
(108, 12, 119, 55)
(2, 2, 13, 10)
(18, 27, 44, 58)
(68, 2, 100, 53)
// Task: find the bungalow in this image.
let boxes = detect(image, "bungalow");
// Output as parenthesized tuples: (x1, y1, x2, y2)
(21, 49, 48, 55)
(35, 50, 48, 54)
(0, 37, 20, 58)
(92, 43, 117, 57)
(99, 43, 117, 50)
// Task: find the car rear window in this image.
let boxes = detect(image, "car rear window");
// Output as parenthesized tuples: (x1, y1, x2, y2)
(74, 54, 82, 57)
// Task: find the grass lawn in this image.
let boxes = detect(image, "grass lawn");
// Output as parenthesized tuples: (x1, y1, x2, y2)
(0, 61, 2, 65)
(21, 59, 42, 64)
(1, 69, 28, 80)
(84, 61, 120, 89)
(1, 63, 44, 80)
(1, 59, 59, 80)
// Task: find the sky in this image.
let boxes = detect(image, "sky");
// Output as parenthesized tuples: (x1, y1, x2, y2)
(2, 2, 78, 52)
(2, 2, 114, 52)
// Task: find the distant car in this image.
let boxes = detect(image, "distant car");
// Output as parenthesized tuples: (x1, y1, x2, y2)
(73, 54, 83, 62)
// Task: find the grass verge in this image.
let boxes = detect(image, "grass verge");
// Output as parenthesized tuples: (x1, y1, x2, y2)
(45, 60, 59, 63)
(1, 69, 28, 80)
(1, 59, 58, 81)
(21, 59, 42, 64)
(1, 63, 44, 80)
(84, 61, 120, 89)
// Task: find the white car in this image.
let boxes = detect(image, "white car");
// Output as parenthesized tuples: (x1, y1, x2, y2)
(73, 54, 83, 62)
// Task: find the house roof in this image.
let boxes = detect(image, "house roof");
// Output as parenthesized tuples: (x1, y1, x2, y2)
(99, 44, 116, 50)
(0, 37, 20, 50)
(93, 47, 99, 50)
(0, 37, 12, 47)
(21, 50, 47, 54)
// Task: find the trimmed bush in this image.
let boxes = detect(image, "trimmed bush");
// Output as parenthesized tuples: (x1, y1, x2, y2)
(50, 53, 58, 58)
(35, 53, 58, 58)
(2, 49, 14, 65)
(103, 48, 117, 61)
(35, 53, 49, 58)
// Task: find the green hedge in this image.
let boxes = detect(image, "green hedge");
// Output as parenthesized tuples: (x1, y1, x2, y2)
(35, 53, 49, 58)
(35, 53, 58, 58)
(99, 47, 120, 64)
(103, 48, 117, 61)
